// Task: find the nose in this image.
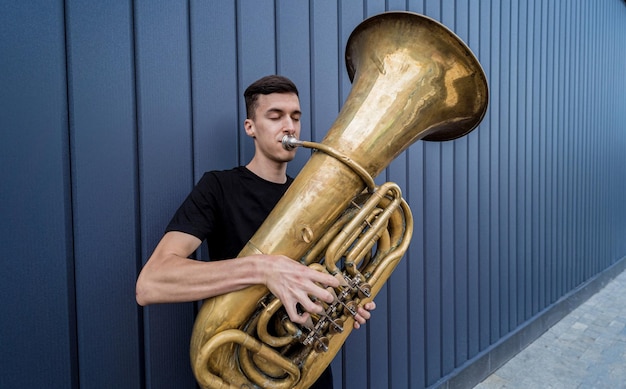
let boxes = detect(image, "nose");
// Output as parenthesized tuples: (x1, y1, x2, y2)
(283, 118, 296, 135)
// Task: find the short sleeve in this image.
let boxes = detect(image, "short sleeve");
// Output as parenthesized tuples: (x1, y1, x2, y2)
(165, 172, 222, 240)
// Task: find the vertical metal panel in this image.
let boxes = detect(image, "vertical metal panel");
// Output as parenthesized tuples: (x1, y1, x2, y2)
(65, 0, 142, 387)
(465, 0, 482, 362)
(276, 0, 313, 175)
(506, 0, 519, 332)
(545, 0, 558, 304)
(237, 0, 276, 166)
(134, 1, 196, 388)
(554, 0, 565, 295)
(564, 0, 575, 293)
(515, 0, 528, 328)
(489, 0, 502, 345)
(189, 0, 239, 177)
(0, 1, 77, 387)
(499, 0, 512, 335)
(453, 0, 471, 368)
(477, 0, 492, 353)
(309, 0, 340, 142)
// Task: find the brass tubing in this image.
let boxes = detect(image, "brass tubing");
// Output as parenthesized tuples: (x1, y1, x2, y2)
(238, 345, 299, 389)
(195, 329, 300, 389)
(326, 184, 400, 275)
(362, 199, 413, 291)
(282, 137, 376, 191)
(256, 298, 299, 348)
(301, 210, 355, 266)
(344, 184, 402, 273)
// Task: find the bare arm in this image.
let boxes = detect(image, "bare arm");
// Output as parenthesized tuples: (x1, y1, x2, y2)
(136, 231, 358, 325)
(136, 231, 264, 305)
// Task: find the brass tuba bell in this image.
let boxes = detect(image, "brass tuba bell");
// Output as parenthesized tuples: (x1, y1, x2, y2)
(190, 11, 488, 389)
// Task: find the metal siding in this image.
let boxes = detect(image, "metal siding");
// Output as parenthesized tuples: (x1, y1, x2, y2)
(554, 0, 563, 301)
(490, 0, 502, 345)
(134, 1, 197, 388)
(310, 0, 340, 142)
(189, 0, 239, 177)
(407, 144, 427, 389)
(0, 1, 77, 387)
(564, 0, 575, 293)
(507, 0, 519, 331)
(466, 0, 482, 362)
(453, 0, 471, 367)
(499, 0, 512, 334)
(237, 0, 276, 167)
(65, 0, 142, 387)
(515, 0, 528, 327)
(2, 1, 626, 389)
(546, 0, 559, 303)
(277, 0, 313, 176)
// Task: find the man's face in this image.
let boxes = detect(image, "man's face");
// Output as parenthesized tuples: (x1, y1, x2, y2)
(244, 92, 302, 163)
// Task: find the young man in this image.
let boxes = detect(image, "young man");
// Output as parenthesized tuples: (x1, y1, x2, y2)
(136, 75, 375, 388)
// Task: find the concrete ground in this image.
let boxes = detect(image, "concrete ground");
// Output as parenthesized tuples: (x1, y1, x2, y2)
(474, 269, 626, 389)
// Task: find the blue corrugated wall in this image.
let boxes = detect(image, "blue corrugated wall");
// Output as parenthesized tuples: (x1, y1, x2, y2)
(1, 1, 625, 388)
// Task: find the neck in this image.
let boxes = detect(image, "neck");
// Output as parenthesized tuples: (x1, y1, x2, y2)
(246, 158, 288, 184)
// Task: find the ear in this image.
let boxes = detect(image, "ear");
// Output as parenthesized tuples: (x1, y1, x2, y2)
(244, 118, 256, 138)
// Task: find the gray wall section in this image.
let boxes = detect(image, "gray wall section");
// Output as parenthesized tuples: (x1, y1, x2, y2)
(1, 0, 626, 388)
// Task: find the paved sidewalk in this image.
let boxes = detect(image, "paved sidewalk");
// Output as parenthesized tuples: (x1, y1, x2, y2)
(474, 270, 626, 389)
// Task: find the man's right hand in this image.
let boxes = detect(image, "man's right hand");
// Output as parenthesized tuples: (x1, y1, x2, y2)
(259, 254, 340, 325)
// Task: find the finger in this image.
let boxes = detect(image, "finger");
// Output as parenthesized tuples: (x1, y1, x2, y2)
(296, 295, 325, 316)
(363, 301, 376, 311)
(285, 301, 317, 325)
(353, 313, 367, 329)
(302, 280, 336, 304)
(291, 311, 311, 325)
(356, 307, 371, 321)
(310, 287, 335, 304)
(308, 269, 340, 289)
(283, 301, 303, 324)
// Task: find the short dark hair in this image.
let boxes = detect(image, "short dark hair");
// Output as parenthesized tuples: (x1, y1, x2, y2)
(244, 75, 299, 119)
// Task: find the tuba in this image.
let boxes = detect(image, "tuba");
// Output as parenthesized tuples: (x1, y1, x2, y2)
(190, 11, 488, 389)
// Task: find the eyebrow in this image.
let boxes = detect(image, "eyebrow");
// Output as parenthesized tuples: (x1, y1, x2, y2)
(266, 108, 302, 116)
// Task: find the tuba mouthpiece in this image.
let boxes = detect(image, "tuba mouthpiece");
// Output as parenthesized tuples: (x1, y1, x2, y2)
(281, 135, 303, 151)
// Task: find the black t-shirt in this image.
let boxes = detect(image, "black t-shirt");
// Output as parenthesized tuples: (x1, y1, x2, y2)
(165, 165, 334, 388)
(166, 166, 293, 260)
